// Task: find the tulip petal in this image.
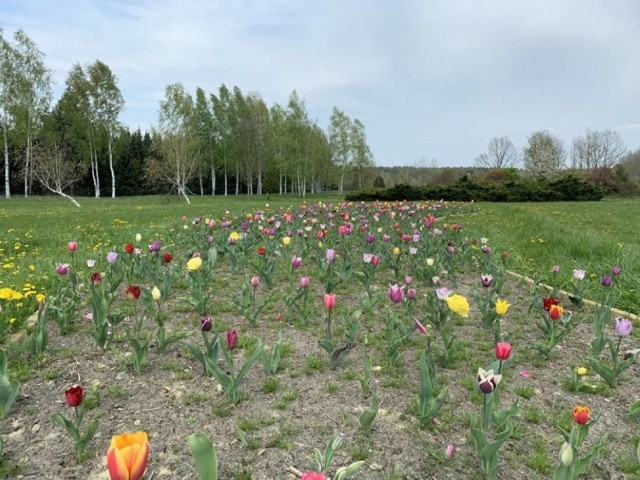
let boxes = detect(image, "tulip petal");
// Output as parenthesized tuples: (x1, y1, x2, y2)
(106, 446, 130, 480)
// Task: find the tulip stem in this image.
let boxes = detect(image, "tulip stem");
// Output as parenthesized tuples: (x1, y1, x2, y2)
(326, 310, 332, 342)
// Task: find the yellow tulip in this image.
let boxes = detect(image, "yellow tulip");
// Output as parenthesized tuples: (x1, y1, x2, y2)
(446, 294, 469, 318)
(393, 247, 400, 256)
(106, 431, 149, 480)
(282, 236, 291, 246)
(151, 287, 161, 301)
(495, 299, 511, 316)
(577, 367, 588, 376)
(186, 257, 203, 271)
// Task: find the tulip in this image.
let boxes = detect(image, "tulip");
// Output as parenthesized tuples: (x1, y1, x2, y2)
(601, 275, 613, 287)
(107, 251, 118, 264)
(413, 317, 428, 335)
(404, 275, 413, 285)
(257, 246, 267, 256)
(250, 276, 261, 288)
(406, 288, 417, 299)
(435, 287, 451, 300)
(148, 240, 162, 253)
(542, 297, 560, 312)
(126, 285, 141, 300)
(323, 293, 337, 310)
(90, 272, 102, 285)
(325, 249, 336, 262)
(87, 259, 96, 268)
(572, 406, 590, 425)
(495, 299, 510, 316)
(301, 472, 326, 480)
(614, 317, 632, 336)
(426, 258, 434, 267)
(362, 253, 373, 263)
(135, 233, 142, 242)
(446, 294, 469, 318)
(480, 274, 493, 288)
(162, 252, 173, 264)
(291, 256, 302, 269)
(576, 367, 588, 376)
(65, 385, 83, 407)
(559, 442, 573, 467)
(371, 255, 380, 266)
(392, 247, 400, 256)
(67, 241, 78, 252)
(282, 236, 291, 246)
(573, 269, 585, 280)
(226, 330, 239, 350)
(57, 263, 70, 276)
(388, 284, 404, 304)
(299, 276, 310, 288)
(151, 287, 161, 302)
(106, 431, 150, 480)
(611, 266, 621, 275)
(186, 256, 203, 271)
(549, 304, 563, 320)
(124, 243, 135, 254)
(477, 368, 502, 394)
(200, 315, 213, 332)
(495, 342, 512, 361)
(552, 265, 560, 274)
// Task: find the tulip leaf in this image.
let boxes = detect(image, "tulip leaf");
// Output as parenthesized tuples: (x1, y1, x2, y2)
(188, 432, 218, 480)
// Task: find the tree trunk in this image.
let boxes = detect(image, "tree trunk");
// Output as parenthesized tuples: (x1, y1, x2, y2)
(3, 125, 9, 199)
(211, 164, 216, 196)
(24, 118, 32, 197)
(108, 133, 116, 198)
(198, 163, 204, 196)
(224, 165, 228, 196)
(257, 168, 262, 195)
(235, 163, 239, 195)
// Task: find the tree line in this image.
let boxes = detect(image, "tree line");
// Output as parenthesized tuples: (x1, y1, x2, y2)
(0, 29, 375, 204)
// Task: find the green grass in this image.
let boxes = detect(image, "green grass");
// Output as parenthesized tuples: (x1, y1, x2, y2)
(449, 197, 640, 313)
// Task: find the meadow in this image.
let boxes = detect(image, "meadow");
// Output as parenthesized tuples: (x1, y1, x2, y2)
(0, 194, 638, 480)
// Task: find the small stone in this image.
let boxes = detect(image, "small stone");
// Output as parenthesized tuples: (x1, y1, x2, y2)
(115, 371, 128, 381)
(31, 423, 40, 433)
(369, 463, 383, 471)
(134, 419, 141, 426)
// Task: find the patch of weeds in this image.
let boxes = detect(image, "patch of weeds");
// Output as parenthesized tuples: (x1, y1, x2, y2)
(83, 384, 101, 410)
(514, 385, 535, 399)
(105, 384, 128, 398)
(42, 368, 61, 380)
(523, 405, 544, 424)
(23, 405, 39, 415)
(381, 376, 402, 388)
(305, 355, 325, 374)
(212, 401, 234, 418)
(618, 450, 640, 474)
(325, 382, 341, 394)
(161, 358, 193, 380)
(280, 342, 294, 358)
(262, 377, 279, 393)
(234, 466, 253, 480)
(525, 436, 569, 476)
(274, 389, 298, 410)
(340, 370, 357, 381)
(182, 391, 209, 406)
(349, 436, 373, 461)
(56, 346, 83, 359)
(10, 360, 31, 382)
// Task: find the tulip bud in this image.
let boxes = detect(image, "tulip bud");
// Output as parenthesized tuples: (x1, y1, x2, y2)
(226, 330, 239, 350)
(559, 442, 573, 466)
(426, 258, 434, 267)
(388, 284, 404, 304)
(135, 233, 142, 242)
(67, 241, 78, 252)
(325, 249, 336, 262)
(323, 293, 337, 310)
(56, 263, 70, 276)
(250, 276, 261, 288)
(299, 276, 310, 288)
(495, 342, 512, 361)
(151, 287, 161, 301)
(406, 288, 417, 299)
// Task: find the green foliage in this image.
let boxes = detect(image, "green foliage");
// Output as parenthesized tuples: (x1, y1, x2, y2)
(0, 350, 20, 419)
(188, 433, 218, 480)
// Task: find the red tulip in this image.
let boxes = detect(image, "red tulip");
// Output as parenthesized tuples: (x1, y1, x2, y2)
(573, 406, 590, 425)
(67, 241, 78, 252)
(65, 385, 83, 407)
(126, 285, 141, 300)
(495, 342, 512, 360)
(549, 304, 563, 320)
(226, 330, 239, 350)
(542, 297, 560, 312)
(124, 243, 135, 254)
(301, 472, 326, 480)
(162, 252, 173, 264)
(257, 246, 267, 256)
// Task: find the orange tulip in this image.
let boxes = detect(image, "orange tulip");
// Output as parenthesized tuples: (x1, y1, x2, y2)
(106, 431, 149, 480)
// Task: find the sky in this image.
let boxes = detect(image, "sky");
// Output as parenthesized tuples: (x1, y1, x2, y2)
(2, 0, 640, 167)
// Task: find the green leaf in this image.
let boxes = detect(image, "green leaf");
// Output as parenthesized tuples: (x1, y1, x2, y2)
(188, 433, 218, 480)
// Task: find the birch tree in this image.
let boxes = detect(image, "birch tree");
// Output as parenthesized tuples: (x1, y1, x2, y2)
(0, 29, 19, 199)
(351, 118, 375, 190)
(148, 83, 195, 203)
(329, 107, 352, 194)
(571, 129, 627, 171)
(31, 144, 85, 207)
(87, 60, 124, 197)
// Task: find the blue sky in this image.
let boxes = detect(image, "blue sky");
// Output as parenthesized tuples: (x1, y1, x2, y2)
(2, 0, 640, 167)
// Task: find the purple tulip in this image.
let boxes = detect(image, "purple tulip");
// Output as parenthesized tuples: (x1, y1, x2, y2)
(56, 263, 69, 276)
(614, 317, 632, 336)
(612, 266, 621, 276)
(200, 315, 213, 332)
(291, 256, 302, 269)
(480, 274, 493, 288)
(388, 284, 404, 304)
(366, 233, 376, 244)
(435, 287, 451, 300)
(601, 275, 613, 288)
(148, 240, 162, 253)
(552, 265, 560, 274)
(326, 249, 336, 262)
(407, 288, 417, 299)
(106, 251, 118, 264)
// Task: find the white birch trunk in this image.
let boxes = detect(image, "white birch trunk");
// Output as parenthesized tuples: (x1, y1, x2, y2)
(3, 125, 9, 199)
(108, 132, 116, 198)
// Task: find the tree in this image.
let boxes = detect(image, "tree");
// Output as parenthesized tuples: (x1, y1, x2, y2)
(87, 60, 124, 198)
(474, 137, 519, 169)
(193, 87, 216, 195)
(571, 129, 627, 171)
(147, 83, 196, 203)
(350, 118, 375, 190)
(0, 28, 19, 199)
(328, 107, 352, 194)
(31, 144, 85, 207)
(620, 148, 640, 180)
(523, 130, 565, 178)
